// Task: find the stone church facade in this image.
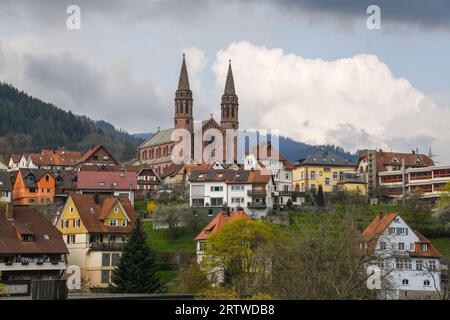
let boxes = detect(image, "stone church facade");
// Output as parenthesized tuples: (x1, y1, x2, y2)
(136, 55, 239, 175)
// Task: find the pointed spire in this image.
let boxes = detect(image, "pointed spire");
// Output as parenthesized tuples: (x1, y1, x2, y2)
(178, 53, 190, 90)
(224, 59, 235, 95)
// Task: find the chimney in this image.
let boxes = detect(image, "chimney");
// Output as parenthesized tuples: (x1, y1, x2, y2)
(412, 150, 415, 155)
(5, 202, 14, 220)
(416, 147, 419, 155)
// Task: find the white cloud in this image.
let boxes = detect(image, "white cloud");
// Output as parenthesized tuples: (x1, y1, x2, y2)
(213, 41, 450, 161)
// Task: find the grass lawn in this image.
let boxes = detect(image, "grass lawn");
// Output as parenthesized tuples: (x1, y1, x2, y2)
(143, 221, 197, 254)
(430, 237, 450, 258)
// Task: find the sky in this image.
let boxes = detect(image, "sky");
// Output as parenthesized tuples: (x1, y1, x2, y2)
(0, 0, 450, 162)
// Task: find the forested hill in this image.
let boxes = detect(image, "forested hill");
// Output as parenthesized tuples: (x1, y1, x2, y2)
(0, 83, 143, 161)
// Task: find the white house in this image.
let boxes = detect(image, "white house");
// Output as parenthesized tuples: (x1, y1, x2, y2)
(8, 154, 21, 171)
(189, 166, 274, 218)
(361, 212, 442, 300)
(0, 171, 12, 203)
(244, 143, 304, 207)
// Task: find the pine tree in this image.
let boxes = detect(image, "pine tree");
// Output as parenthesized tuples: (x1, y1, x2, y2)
(316, 185, 325, 207)
(111, 219, 162, 293)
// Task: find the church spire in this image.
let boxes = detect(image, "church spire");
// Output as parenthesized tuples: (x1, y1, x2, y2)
(178, 53, 190, 90)
(224, 59, 235, 95)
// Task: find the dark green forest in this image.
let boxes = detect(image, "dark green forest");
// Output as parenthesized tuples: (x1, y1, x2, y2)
(0, 83, 143, 161)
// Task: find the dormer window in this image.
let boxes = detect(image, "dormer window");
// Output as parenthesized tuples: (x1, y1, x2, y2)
(421, 244, 428, 252)
(21, 234, 35, 242)
(99, 182, 105, 186)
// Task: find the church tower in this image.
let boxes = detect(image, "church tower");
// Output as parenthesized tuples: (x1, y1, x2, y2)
(174, 54, 193, 132)
(220, 60, 239, 130)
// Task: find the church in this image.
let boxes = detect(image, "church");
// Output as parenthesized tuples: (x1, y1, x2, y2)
(136, 55, 239, 175)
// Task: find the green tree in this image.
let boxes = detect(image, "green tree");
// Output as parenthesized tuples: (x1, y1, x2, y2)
(111, 219, 162, 293)
(316, 185, 325, 207)
(203, 218, 279, 296)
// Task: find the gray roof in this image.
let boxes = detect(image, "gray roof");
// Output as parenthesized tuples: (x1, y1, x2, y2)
(295, 151, 355, 167)
(0, 171, 12, 191)
(139, 128, 175, 149)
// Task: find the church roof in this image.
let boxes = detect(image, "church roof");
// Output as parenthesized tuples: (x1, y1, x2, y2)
(224, 60, 236, 95)
(178, 54, 190, 91)
(139, 128, 175, 149)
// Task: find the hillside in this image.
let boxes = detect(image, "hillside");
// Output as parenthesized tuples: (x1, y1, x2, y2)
(0, 83, 144, 161)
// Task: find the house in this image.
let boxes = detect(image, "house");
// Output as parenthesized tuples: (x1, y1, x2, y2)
(0, 171, 13, 203)
(292, 150, 356, 193)
(0, 156, 8, 171)
(13, 169, 56, 205)
(133, 166, 161, 191)
(77, 171, 137, 206)
(56, 193, 136, 288)
(245, 143, 304, 207)
(357, 149, 434, 203)
(8, 154, 21, 171)
(189, 167, 274, 218)
(336, 171, 367, 196)
(77, 145, 119, 167)
(27, 150, 82, 170)
(195, 210, 250, 264)
(361, 212, 442, 300)
(0, 203, 68, 295)
(378, 165, 450, 204)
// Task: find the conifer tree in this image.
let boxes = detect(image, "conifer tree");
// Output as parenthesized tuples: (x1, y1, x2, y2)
(111, 219, 161, 293)
(316, 185, 325, 207)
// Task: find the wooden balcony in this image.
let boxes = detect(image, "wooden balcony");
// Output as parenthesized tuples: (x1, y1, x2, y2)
(89, 242, 124, 251)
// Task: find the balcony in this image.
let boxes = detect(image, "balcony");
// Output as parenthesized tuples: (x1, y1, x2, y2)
(0, 256, 65, 271)
(89, 242, 125, 251)
(247, 202, 267, 209)
(247, 190, 267, 197)
(277, 190, 306, 197)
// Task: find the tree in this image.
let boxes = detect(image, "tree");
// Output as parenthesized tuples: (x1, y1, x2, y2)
(316, 185, 325, 207)
(0, 272, 6, 296)
(178, 259, 209, 294)
(111, 219, 162, 293)
(203, 218, 279, 296)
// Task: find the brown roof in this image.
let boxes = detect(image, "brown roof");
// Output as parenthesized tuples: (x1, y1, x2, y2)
(68, 193, 136, 234)
(409, 230, 442, 258)
(361, 212, 398, 241)
(77, 171, 137, 190)
(250, 143, 293, 169)
(195, 210, 250, 241)
(0, 205, 68, 254)
(10, 154, 22, 163)
(190, 169, 271, 184)
(30, 150, 81, 167)
(78, 145, 118, 165)
(359, 150, 434, 172)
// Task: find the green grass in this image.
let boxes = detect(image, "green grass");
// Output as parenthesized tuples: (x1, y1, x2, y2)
(157, 270, 179, 286)
(430, 237, 450, 258)
(143, 221, 197, 254)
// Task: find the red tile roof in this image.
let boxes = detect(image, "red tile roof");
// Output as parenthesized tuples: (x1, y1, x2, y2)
(409, 230, 442, 258)
(30, 150, 81, 167)
(358, 150, 434, 172)
(0, 205, 68, 254)
(361, 212, 399, 241)
(10, 154, 22, 163)
(68, 193, 136, 234)
(77, 171, 137, 190)
(78, 145, 118, 165)
(195, 210, 250, 241)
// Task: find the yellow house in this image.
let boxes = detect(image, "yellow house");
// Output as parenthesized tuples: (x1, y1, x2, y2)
(56, 193, 136, 288)
(293, 151, 356, 193)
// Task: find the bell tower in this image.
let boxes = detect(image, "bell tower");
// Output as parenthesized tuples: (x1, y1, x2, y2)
(174, 54, 193, 133)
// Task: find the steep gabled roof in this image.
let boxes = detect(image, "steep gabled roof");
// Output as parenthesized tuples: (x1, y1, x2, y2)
(78, 145, 118, 165)
(77, 171, 137, 190)
(195, 210, 250, 241)
(0, 206, 68, 254)
(409, 230, 442, 258)
(361, 212, 399, 241)
(139, 128, 175, 149)
(29, 150, 81, 167)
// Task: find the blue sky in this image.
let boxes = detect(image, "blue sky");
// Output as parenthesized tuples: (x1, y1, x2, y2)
(0, 0, 449, 161)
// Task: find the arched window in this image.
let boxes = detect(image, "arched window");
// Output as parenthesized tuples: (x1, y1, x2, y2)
(231, 107, 234, 118)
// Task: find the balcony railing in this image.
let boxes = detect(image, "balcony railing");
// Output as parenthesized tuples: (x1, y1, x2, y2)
(247, 202, 267, 209)
(247, 190, 267, 197)
(89, 242, 125, 251)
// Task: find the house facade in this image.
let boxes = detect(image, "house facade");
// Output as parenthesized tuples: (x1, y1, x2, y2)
(293, 150, 356, 193)
(0, 171, 12, 203)
(0, 203, 68, 295)
(76, 171, 137, 206)
(56, 194, 136, 288)
(189, 167, 274, 218)
(8, 154, 21, 171)
(361, 212, 442, 300)
(244, 143, 304, 207)
(13, 169, 56, 205)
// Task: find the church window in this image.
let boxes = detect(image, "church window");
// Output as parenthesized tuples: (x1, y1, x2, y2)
(232, 107, 234, 118)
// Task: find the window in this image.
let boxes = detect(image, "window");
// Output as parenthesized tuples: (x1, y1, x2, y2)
(388, 227, 396, 235)
(421, 244, 428, 252)
(424, 280, 430, 286)
(99, 182, 105, 186)
(70, 207, 74, 213)
(111, 253, 121, 267)
(380, 242, 386, 250)
(211, 198, 223, 206)
(231, 197, 245, 204)
(324, 167, 331, 173)
(45, 175, 50, 182)
(67, 234, 76, 244)
(192, 198, 205, 206)
(210, 186, 223, 192)
(114, 207, 119, 213)
(324, 178, 330, 186)
(101, 270, 110, 284)
(396, 259, 411, 269)
(310, 171, 316, 179)
(109, 219, 117, 226)
(402, 279, 409, 285)
(231, 185, 244, 191)
(416, 260, 423, 271)
(208, 209, 213, 216)
(398, 243, 405, 251)
(301, 171, 304, 180)
(74, 219, 80, 228)
(397, 228, 408, 235)
(102, 253, 111, 267)
(122, 219, 127, 227)
(410, 243, 414, 251)
(428, 261, 437, 271)
(332, 172, 338, 180)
